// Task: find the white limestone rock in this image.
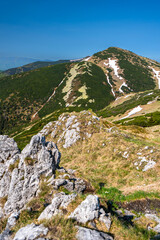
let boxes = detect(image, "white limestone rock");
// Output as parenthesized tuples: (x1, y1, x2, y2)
(52, 175, 86, 193)
(0, 136, 20, 199)
(0, 228, 11, 240)
(76, 226, 113, 240)
(0, 135, 20, 163)
(145, 214, 160, 233)
(39, 122, 53, 136)
(6, 211, 20, 229)
(69, 195, 100, 223)
(13, 223, 48, 240)
(0, 134, 61, 215)
(99, 209, 112, 230)
(38, 192, 77, 220)
(63, 128, 81, 148)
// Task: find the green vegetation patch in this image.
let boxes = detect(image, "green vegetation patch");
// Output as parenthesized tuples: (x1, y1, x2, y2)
(38, 61, 114, 117)
(98, 187, 160, 203)
(0, 63, 70, 134)
(98, 89, 160, 118)
(115, 111, 160, 127)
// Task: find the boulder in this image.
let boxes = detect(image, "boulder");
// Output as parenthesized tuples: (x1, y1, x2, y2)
(51, 174, 86, 193)
(6, 211, 20, 229)
(38, 192, 77, 220)
(76, 226, 113, 240)
(69, 195, 100, 223)
(145, 214, 160, 233)
(99, 209, 111, 230)
(13, 223, 48, 240)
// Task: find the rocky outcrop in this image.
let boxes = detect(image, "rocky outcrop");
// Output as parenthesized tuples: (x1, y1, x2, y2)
(38, 192, 77, 220)
(0, 136, 20, 200)
(0, 211, 20, 240)
(69, 195, 111, 230)
(39, 111, 101, 148)
(0, 135, 20, 163)
(0, 134, 61, 215)
(1, 109, 159, 240)
(51, 172, 86, 193)
(76, 226, 113, 240)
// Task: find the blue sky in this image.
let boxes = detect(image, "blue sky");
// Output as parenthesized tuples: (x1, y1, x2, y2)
(0, 0, 160, 61)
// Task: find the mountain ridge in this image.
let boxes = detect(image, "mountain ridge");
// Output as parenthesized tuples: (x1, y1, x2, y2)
(0, 46, 160, 136)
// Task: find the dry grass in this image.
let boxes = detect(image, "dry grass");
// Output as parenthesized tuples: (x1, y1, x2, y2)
(24, 157, 36, 166)
(41, 216, 77, 240)
(110, 216, 155, 240)
(11, 209, 38, 235)
(0, 196, 8, 208)
(0, 217, 8, 232)
(58, 127, 160, 194)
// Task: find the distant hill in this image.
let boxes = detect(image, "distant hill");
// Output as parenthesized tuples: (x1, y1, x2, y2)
(2, 60, 71, 76)
(0, 56, 42, 70)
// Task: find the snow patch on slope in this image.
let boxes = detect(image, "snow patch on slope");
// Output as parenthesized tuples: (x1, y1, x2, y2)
(106, 74, 115, 97)
(120, 106, 142, 120)
(104, 59, 132, 94)
(104, 59, 123, 79)
(124, 94, 131, 98)
(119, 82, 131, 93)
(84, 56, 91, 61)
(152, 68, 160, 89)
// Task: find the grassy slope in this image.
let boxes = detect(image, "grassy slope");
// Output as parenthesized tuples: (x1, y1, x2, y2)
(0, 63, 70, 134)
(0, 61, 114, 135)
(98, 89, 160, 127)
(58, 126, 160, 193)
(39, 61, 114, 117)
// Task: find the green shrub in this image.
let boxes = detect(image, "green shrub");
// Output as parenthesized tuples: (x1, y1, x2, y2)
(116, 111, 160, 127)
